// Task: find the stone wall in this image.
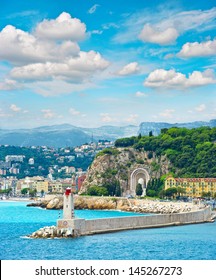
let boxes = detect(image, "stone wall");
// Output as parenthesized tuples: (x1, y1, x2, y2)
(28, 206, 212, 238)
(76, 206, 211, 235)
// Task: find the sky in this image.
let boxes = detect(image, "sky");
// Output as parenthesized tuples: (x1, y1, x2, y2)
(0, 0, 216, 129)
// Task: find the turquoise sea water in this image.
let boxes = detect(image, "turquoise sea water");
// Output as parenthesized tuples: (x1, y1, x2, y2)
(0, 201, 215, 260)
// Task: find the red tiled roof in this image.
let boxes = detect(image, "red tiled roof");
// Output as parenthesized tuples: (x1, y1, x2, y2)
(172, 178, 216, 182)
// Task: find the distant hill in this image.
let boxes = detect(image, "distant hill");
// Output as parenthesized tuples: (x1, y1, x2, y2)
(0, 119, 215, 148)
(138, 119, 216, 136)
(0, 124, 138, 148)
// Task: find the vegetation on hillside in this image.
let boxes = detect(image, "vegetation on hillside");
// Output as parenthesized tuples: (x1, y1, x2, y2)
(115, 126, 216, 178)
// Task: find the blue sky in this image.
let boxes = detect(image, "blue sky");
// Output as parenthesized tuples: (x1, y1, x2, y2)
(0, 0, 216, 129)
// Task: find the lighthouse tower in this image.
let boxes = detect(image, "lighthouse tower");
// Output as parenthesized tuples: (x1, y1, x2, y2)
(57, 187, 86, 236)
(57, 187, 75, 230)
(63, 187, 75, 219)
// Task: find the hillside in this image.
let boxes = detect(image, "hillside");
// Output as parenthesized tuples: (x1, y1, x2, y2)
(80, 147, 170, 196)
(81, 126, 216, 197)
(115, 126, 216, 178)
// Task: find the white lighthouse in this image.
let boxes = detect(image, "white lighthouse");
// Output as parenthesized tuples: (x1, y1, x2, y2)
(57, 187, 75, 230)
(57, 187, 85, 236)
(63, 187, 75, 219)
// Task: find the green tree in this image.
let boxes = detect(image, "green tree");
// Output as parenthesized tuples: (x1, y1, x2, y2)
(149, 131, 153, 137)
(29, 189, 37, 197)
(165, 187, 177, 199)
(176, 187, 186, 197)
(136, 183, 143, 196)
(21, 188, 29, 195)
(87, 186, 108, 196)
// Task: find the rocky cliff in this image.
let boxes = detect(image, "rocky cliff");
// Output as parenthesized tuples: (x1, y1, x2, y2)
(80, 147, 171, 196)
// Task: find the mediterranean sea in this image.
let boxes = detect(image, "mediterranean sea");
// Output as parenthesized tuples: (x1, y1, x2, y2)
(0, 201, 215, 260)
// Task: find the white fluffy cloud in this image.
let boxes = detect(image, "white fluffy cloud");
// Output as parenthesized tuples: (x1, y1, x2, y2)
(10, 51, 109, 82)
(139, 24, 178, 45)
(69, 108, 86, 117)
(41, 109, 55, 119)
(195, 104, 206, 112)
(69, 108, 81, 116)
(117, 62, 140, 76)
(35, 12, 86, 41)
(10, 104, 21, 112)
(100, 113, 114, 123)
(144, 69, 216, 89)
(135, 91, 147, 97)
(0, 79, 21, 90)
(178, 39, 216, 58)
(0, 24, 80, 65)
(0, 12, 110, 95)
(125, 114, 138, 123)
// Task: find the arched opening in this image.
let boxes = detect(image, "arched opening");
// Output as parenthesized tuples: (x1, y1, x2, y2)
(130, 168, 150, 197)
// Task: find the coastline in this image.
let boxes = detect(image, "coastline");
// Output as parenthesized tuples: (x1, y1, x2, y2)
(25, 195, 205, 214)
(6, 197, 33, 202)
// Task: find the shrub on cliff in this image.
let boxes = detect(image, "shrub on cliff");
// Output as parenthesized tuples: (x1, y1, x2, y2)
(96, 147, 120, 157)
(87, 186, 108, 196)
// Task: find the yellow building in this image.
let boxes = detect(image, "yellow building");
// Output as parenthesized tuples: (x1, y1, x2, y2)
(165, 176, 216, 197)
(48, 182, 63, 193)
(33, 179, 49, 194)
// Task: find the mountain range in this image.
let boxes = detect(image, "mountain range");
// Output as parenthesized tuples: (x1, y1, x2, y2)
(0, 119, 215, 148)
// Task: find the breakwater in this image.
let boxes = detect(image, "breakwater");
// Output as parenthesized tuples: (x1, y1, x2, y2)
(28, 206, 212, 238)
(27, 195, 202, 214)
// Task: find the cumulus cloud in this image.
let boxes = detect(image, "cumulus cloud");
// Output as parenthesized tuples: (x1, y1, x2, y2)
(10, 104, 21, 112)
(135, 91, 147, 97)
(0, 12, 110, 96)
(88, 4, 100, 14)
(10, 51, 109, 82)
(195, 104, 206, 112)
(0, 79, 21, 90)
(139, 24, 178, 45)
(144, 69, 216, 89)
(35, 12, 86, 41)
(100, 113, 114, 123)
(41, 109, 55, 119)
(178, 39, 216, 58)
(0, 25, 80, 65)
(69, 108, 81, 116)
(125, 114, 138, 123)
(117, 62, 140, 76)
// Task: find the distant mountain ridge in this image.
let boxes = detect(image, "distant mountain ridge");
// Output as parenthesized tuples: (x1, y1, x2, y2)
(138, 119, 216, 136)
(0, 124, 138, 148)
(0, 119, 215, 148)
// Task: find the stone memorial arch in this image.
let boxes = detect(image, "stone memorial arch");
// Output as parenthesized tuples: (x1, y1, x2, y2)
(130, 168, 150, 196)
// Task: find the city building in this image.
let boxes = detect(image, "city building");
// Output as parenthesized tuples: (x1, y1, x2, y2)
(48, 182, 63, 193)
(5, 155, 25, 162)
(165, 176, 216, 197)
(9, 167, 19, 174)
(28, 158, 34, 165)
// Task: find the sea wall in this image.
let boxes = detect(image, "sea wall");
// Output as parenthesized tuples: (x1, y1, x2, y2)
(28, 206, 212, 238)
(82, 206, 211, 235)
